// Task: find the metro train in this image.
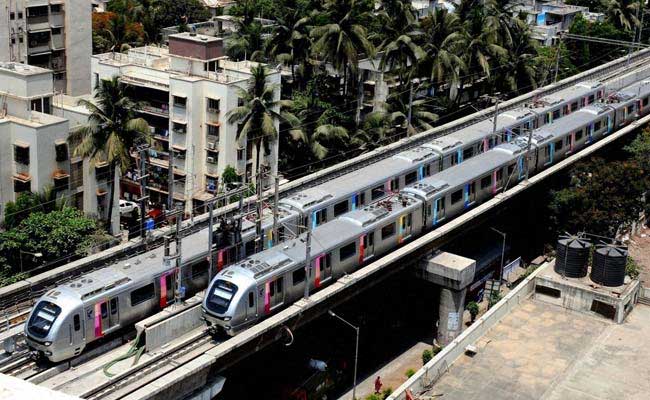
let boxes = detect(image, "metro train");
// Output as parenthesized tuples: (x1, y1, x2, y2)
(201, 79, 650, 335)
(23, 77, 643, 362)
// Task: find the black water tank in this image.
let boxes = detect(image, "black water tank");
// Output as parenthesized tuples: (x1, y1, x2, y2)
(591, 245, 627, 287)
(555, 234, 591, 278)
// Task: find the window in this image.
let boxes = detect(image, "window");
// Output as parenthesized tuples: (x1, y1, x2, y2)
(96, 163, 109, 180)
(334, 200, 348, 217)
(575, 130, 583, 141)
(424, 164, 431, 176)
(580, 98, 586, 107)
(52, 27, 62, 35)
(555, 139, 563, 150)
(18, 36, 23, 43)
(73, 314, 80, 331)
(292, 268, 306, 285)
(54, 175, 69, 192)
(18, 12, 22, 19)
(248, 292, 254, 308)
(390, 177, 399, 192)
(14, 144, 29, 165)
(130, 283, 155, 306)
(507, 164, 515, 177)
(594, 121, 602, 131)
(10, 12, 15, 20)
(360, 192, 366, 206)
(450, 152, 459, 166)
(463, 147, 473, 160)
(14, 178, 31, 193)
(192, 262, 208, 278)
(480, 175, 492, 189)
(588, 94, 595, 104)
(206, 280, 238, 314)
(562, 104, 569, 115)
(643, 97, 649, 107)
(496, 169, 503, 182)
(207, 124, 219, 137)
(11, 38, 15, 45)
(405, 171, 417, 185)
(173, 96, 186, 107)
(27, 301, 61, 338)
(204, 61, 217, 71)
(237, 148, 245, 160)
(314, 208, 327, 225)
(451, 189, 462, 204)
(544, 145, 551, 158)
(381, 223, 395, 239)
(366, 232, 374, 247)
(51, 4, 61, 12)
(173, 122, 187, 133)
(371, 185, 384, 201)
(55, 142, 68, 162)
(339, 242, 356, 261)
(31, 99, 42, 112)
(552, 109, 561, 120)
(110, 298, 118, 315)
(207, 98, 220, 111)
(270, 277, 284, 295)
(245, 240, 255, 256)
(100, 302, 108, 319)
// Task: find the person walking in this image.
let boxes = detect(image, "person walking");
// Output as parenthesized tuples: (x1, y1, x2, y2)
(374, 376, 383, 394)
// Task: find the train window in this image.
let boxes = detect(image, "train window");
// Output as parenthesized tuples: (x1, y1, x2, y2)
(206, 280, 238, 314)
(276, 277, 284, 294)
(130, 283, 155, 306)
(594, 121, 602, 131)
(73, 314, 80, 331)
(450, 153, 459, 166)
(192, 262, 209, 278)
(292, 268, 306, 285)
(543, 114, 549, 124)
(407, 213, 412, 227)
(371, 185, 384, 201)
(643, 97, 649, 107)
(555, 139, 563, 150)
(360, 192, 366, 205)
(580, 98, 586, 107)
(544, 145, 551, 158)
(334, 200, 349, 217)
(245, 240, 256, 256)
(496, 169, 503, 181)
(390, 177, 399, 192)
(552, 109, 560, 120)
(480, 175, 491, 189)
(27, 301, 62, 338)
(339, 242, 356, 261)
(314, 208, 327, 225)
(110, 298, 118, 315)
(451, 190, 462, 204)
(507, 164, 515, 177)
(597, 91, 603, 99)
(463, 147, 473, 160)
(100, 302, 108, 319)
(367, 232, 374, 247)
(588, 94, 595, 104)
(381, 223, 395, 239)
(563, 104, 569, 115)
(571, 101, 578, 111)
(248, 292, 254, 308)
(424, 164, 431, 176)
(576, 130, 583, 140)
(629, 104, 636, 114)
(405, 171, 417, 185)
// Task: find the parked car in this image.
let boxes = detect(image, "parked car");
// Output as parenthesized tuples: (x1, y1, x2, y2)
(119, 199, 138, 215)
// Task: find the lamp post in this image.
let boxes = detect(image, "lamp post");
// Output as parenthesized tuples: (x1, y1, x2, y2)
(19, 250, 43, 273)
(490, 227, 506, 283)
(328, 310, 359, 400)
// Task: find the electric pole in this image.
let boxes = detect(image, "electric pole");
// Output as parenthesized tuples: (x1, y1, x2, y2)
(272, 175, 280, 246)
(554, 34, 563, 83)
(303, 224, 312, 300)
(136, 144, 150, 239)
(167, 148, 174, 212)
(207, 201, 215, 281)
(255, 166, 264, 253)
(164, 204, 184, 304)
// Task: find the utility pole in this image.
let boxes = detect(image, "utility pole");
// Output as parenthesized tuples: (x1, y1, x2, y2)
(407, 82, 414, 136)
(167, 148, 174, 212)
(136, 144, 150, 239)
(165, 205, 184, 304)
(491, 96, 500, 139)
(554, 34, 563, 83)
(303, 224, 312, 300)
(525, 128, 534, 181)
(207, 201, 215, 282)
(272, 175, 280, 246)
(255, 166, 264, 253)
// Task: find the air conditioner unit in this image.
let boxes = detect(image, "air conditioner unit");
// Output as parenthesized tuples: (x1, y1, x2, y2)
(207, 156, 216, 164)
(207, 142, 215, 150)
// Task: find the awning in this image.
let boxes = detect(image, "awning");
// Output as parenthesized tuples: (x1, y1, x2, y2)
(28, 49, 52, 56)
(193, 191, 215, 202)
(52, 170, 70, 179)
(54, 139, 67, 145)
(172, 144, 187, 152)
(13, 141, 30, 148)
(95, 161, 108, 168)
(205, 121, 220, 127)
(96, 188, 107, 196)
(13, 173, 31, 183)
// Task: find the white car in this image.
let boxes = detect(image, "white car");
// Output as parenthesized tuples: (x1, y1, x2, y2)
(119, 199, 138, 215)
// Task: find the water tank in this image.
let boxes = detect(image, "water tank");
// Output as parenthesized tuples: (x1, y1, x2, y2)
(555, 234, 591, 278)
(590, 244, 627, 287)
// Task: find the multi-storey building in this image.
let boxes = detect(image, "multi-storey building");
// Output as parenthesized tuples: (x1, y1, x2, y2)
(92, 33, 281, 216)
(0, 62, 115, 230)
(0, 0, 92, 95)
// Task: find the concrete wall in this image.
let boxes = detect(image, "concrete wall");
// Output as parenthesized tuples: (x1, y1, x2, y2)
(388, 263, 547, 400)
(64, 0, 92, 95)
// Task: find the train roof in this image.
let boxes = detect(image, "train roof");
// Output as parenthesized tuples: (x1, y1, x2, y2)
(536, 105, 609, 140)
(280, 147, 438, 211)
(618, 79, 650, 100)
(403, 147, 516, 199)
(533, 81, 603, 108)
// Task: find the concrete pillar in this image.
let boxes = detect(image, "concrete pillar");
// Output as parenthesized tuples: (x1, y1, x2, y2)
(438, 287, 467, 345)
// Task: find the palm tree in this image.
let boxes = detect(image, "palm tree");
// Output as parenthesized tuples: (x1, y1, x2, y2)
(386, 90, 438, 137)
(380, 29, 425, 88)
(310, 0, 375, 96)
(227, 65, 299, 181)
(351, 111, 397, 151)
(606, 0, 640, 31)
(499, 18, 539, 95)
(68, 77, 151, 233)
(419, 8, 466, 100)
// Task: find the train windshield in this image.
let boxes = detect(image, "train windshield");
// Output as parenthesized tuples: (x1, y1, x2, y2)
(28, 301, 62, 338)
(206, 280, 238, 314)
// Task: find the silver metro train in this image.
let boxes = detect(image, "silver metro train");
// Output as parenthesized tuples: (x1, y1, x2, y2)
(24, 77, 643, 361)
(201, 79, 650, 334)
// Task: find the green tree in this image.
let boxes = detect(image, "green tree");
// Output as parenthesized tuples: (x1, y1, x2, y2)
(497, 18, 539, 95)
(3, 186, 64, 229)
(386, 90, 438, 136)
(221, 165, 240, 190)
(69, 77, 151, 233)
(625, 127, 650, 171)
(466, 301, 480, 322)
(351, 111, 397, 151)
(606, 0, 640, 32)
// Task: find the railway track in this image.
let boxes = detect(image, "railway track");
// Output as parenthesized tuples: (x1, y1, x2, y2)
(0, 48, 649, 321)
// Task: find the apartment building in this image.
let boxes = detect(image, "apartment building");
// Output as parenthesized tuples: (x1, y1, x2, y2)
(0, 62, 115, 230)
(0, 0, 92, 96)
(91, 33, 281, 216)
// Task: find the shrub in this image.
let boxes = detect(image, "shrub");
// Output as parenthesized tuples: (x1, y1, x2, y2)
(627, 257, 640, 279)
(382, 388, 393, 399)
(422, 349, 433, 365)
(405, 368, 416, 378)
(466, 301, 480, 321)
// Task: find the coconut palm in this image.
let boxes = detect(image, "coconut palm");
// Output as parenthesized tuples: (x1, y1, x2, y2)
(68, 77, 151, 233)
(380, 29, 425, 88)
(351, 111, 398, 151)
(386, 90, 438, 136)
(606, 0, 640, 31)
(227, 65, 299, 180)
(419, 8, 466, 100)
(499, 18, 539, 95)
(310, 0, 375, 96)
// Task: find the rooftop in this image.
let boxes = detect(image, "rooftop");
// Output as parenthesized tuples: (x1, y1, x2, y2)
(0, 62, 51, 76)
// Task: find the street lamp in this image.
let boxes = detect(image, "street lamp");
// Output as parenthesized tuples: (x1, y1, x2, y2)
(328, 310, 359, 400)
(19, 250, 43, 273)
(490, 227, 506, 283)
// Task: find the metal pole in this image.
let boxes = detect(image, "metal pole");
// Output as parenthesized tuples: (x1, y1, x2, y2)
(138, 146, 149, 239)
(353, 326, 359, 400)
(168, 148, 174, 212)
(272, 175, 279, 246)
(525, 128, 534, 181)
(255, 167, 264, 253)
(303, 225, 312, 299)
(207, 201, 214, 282)
(174, 205, 183, 304)
(554, 35, 563, 83)
(407, 82, 414, 135)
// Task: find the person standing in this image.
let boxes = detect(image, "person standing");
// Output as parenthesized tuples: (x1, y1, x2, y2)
(374, 376, 383, 394)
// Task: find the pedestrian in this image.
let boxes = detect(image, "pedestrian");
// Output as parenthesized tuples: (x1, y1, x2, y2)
(374, 376, 383, 394)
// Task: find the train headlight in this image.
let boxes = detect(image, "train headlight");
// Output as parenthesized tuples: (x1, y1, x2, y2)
(44, 341, 52, 347)
(223, 317, 232, 321)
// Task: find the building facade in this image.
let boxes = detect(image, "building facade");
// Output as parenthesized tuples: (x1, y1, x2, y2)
(0, 0, 92, 95)
(0, 62, 114, 229)
(92, 33, 281, 217)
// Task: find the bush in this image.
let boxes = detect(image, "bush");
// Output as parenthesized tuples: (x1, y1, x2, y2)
(466, 301, 480, 321)
(488, 291, 503, 308)
(382, 388, 393, 399)
(422, 349, 433, 365)
(627, 257, 640, 279)
(405, 368, 416, 378)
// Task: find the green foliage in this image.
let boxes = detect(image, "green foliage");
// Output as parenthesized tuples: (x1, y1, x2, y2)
(221, 165, 239, 188)
(422, 349, 433, 365)
(488, 290, 503, 308)
(364, 395, 382, 400)
(568, 14, 632, 71)
(466, 301, 480, 320)
(382, 388, 393, 399)
(548, 157, 649, 237)
(625, 128, 650, 172)
(405, 368, 416, 378)
(626, 257, 640, 280)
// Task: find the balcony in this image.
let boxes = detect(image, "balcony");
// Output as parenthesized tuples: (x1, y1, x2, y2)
(26, 0, 49, 6)
(26, 15, 50, 32)
(50, 13, 64, 27)
(206, 135, 219, 151)
(139, 101, 169, 117)
(51, 34, 65, 50)
(28, 42, 51, 55)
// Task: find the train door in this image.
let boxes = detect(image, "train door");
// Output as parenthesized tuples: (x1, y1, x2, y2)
(361, 232, 375, 261)
(98, 301, 109, 336)
(316, 253, 332, 286)
(245, 290, 257, 319)
(108, 297, 119, 329)
(399, 214, 412, 242)
(433, 198, 445, 226)
(159, 272, 175, 308)
(70, 313, 84, 347)
(264, 276, 284, 313)
(464, 182, 476, 207)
